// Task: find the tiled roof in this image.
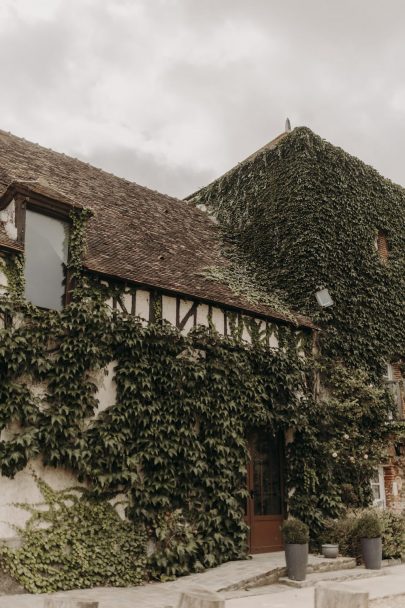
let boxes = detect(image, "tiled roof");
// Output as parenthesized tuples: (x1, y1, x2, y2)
(0, 129, 314, 328)
(0, 227, 23, 252)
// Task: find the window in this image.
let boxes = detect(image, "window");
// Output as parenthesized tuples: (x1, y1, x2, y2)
(370, 467, 386, 508)
(384, 363, 404, 420)
(24, 209, 69, 310)
(375, 231, 389, 263)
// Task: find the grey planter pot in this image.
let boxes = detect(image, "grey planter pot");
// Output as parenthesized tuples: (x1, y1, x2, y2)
(285, 543, 309, 580)
(360, 537, 382, 570)
(321, 543, 339, 559)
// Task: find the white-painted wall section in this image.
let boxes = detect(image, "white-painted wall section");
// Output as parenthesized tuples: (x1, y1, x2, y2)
(0, 199, 17, 241)
(0, 459, 80, 540)
(93, 361, 117, 417)
(162, 295, 176, 325)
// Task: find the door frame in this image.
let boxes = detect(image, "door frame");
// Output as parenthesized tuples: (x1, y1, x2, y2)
(246, 430, 286, 553)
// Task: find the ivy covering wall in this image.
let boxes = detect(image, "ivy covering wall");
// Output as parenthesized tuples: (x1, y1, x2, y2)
(0, 243, 312, 588)
(191, 126, 404, 524)
(192, 127, 405, 375)
(0, 140, 401, 591)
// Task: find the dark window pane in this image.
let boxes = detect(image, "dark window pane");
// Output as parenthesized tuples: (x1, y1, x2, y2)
(253, 433, 282, 515)
(24, 210, 69, 310)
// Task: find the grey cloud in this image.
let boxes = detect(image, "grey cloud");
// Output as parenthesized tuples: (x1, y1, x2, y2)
(0, 0, 404, 196)
(84, 144, 214, 199)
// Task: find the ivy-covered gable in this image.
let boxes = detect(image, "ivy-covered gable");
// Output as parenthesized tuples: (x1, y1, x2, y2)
(191, 127, 405, 373)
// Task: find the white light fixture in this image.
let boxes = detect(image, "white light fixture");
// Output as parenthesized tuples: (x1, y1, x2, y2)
(315, 288, 334, 308)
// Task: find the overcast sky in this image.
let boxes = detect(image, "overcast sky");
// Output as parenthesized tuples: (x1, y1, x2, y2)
(1, 0, 404, 198)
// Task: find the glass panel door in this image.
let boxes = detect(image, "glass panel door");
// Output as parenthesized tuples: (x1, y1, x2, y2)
(252, 433, 282, 515)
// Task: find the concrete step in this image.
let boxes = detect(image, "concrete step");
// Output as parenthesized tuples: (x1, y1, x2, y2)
(306, 556, 357, 574)
(222, 556, 356, 592)
(279, 566, 384, 588)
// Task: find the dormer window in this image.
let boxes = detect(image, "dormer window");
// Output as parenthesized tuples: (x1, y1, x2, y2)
(0, 181, 82, 310)
(24, 209, 69, 310)
(375, 231, 389, 263)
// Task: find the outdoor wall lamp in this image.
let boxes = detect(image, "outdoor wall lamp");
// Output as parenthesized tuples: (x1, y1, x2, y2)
(315, 287, 334, 308)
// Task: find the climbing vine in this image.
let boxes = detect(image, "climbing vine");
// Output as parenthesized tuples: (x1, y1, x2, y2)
(190, 126, 404, 526)
(2, 254, 25, 298)
(192, 127, 405, 376)
(0, 126, 402, 590)
(201, 265, 297, 323)
(1, 474, 146, 593)
(0, 283, 309, 589)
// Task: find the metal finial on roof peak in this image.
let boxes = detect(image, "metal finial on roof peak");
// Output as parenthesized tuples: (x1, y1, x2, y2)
(285, 118, 291, 132)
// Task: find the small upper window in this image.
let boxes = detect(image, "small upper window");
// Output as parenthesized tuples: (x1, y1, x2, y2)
(375, 231, 389, 263)
(24, 209, 69, 310)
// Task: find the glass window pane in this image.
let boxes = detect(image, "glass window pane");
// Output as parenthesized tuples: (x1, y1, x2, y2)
(252, 433, 282, 515)
(24, 210, 69, 310)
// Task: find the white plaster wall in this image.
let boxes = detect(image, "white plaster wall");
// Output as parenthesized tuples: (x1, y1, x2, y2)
(0, 199, 17, 241)
(179, 299, 195, 334)
(246, 319, 266, 343)
(93, 361, 117, 416)
(119, 292, 133, 314)
(0, 360, 124, 540)
(211, 307, 225, 335)
(162, 295, 177, 325)
(241, 317, 251, 343)
(269, 330, 279, 349)
(196, 303, 209, 327)
(0, 459, 80, 539)
(135, 290, 150, 323)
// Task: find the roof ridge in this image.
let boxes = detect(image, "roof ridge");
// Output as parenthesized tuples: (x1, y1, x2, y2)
(0, 128, 184, 206)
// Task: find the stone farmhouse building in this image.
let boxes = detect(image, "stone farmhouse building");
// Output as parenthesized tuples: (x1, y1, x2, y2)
(0, 125, 403, 563)
(0, 129, 315, 556)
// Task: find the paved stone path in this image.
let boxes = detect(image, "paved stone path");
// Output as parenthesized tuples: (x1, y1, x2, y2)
(226, 566, 405, 608)
(0, 552, 354, 608)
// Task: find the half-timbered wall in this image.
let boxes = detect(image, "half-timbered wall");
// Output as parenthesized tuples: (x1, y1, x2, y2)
(101, 281, 285, 348)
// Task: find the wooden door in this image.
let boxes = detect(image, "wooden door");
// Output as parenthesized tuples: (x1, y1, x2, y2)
(246, 431, 284, 553)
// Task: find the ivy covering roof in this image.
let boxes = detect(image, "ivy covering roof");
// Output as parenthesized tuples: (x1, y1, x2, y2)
(189, 126, 405, 371)
(0, 129, 313, 328)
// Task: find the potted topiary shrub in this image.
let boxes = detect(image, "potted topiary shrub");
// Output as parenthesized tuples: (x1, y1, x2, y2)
(281, 518, 310, 580)
(355, 509, 382, 570)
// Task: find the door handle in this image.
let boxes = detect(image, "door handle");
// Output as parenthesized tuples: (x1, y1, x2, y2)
(249, 489, 255, 499)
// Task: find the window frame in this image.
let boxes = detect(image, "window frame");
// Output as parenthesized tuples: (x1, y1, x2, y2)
(374, 230, 389, 264)
(370, 466, 386, 508)
(0, 184, 77, 307)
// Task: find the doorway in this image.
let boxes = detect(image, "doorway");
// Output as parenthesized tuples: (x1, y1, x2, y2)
(246, 431, 284, 553)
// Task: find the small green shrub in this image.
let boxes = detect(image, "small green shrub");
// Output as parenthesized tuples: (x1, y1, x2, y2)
(281, 518, 309, 544)
(317, 508, 405, 561)
(317, 515, 359, 557)
(355, 509, 382, 539)
(379, 510, 405, 559)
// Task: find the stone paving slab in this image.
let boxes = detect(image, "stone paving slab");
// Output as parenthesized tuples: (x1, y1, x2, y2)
(0, 553, 361, 608)
(227, 566, 405, 608)
(279, 566, 384, 588)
